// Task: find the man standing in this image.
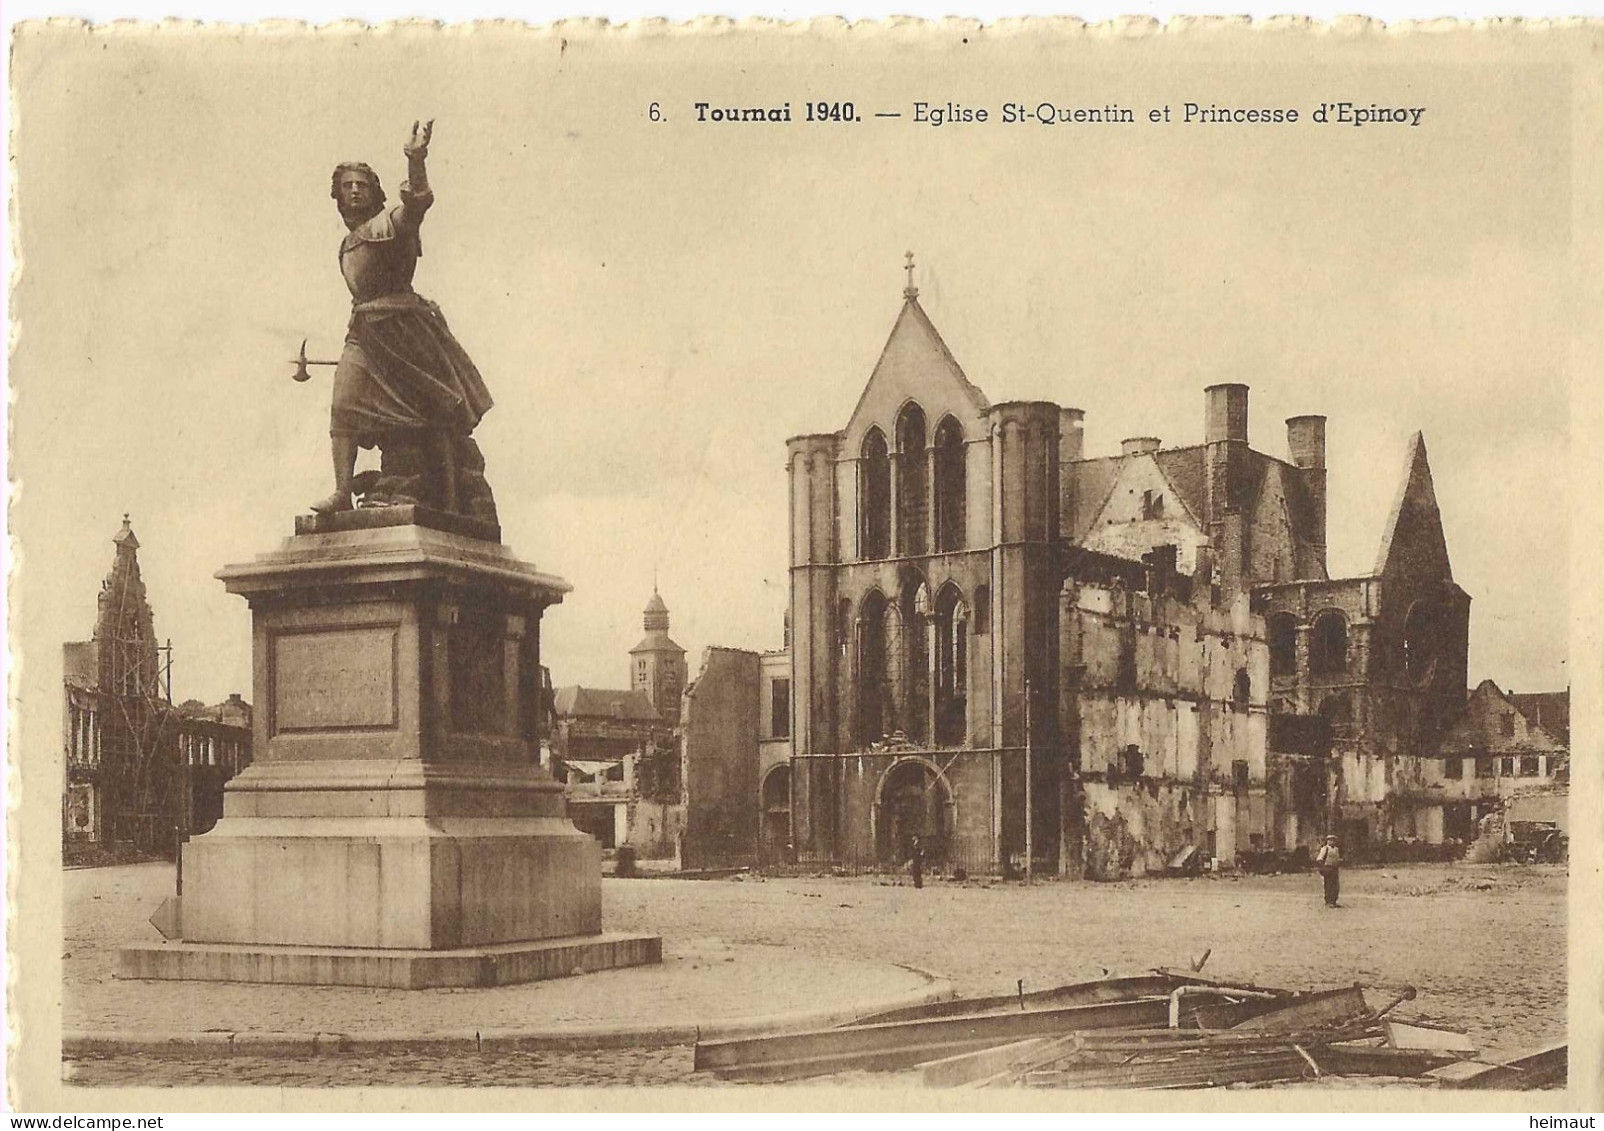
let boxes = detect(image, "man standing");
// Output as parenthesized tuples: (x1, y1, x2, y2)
(909, 834, 925, 890)
(1315, 834, 1342, 907)
(313, 120, 494, 514)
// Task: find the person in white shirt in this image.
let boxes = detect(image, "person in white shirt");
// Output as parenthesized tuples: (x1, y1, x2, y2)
(1315, 835, 1342, 907)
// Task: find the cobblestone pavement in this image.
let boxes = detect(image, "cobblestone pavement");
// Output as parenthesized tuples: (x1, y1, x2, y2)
(64, 860, 1566, 1089)
(65, 865, 935, 1037)
(65, 1047, 705, 1088)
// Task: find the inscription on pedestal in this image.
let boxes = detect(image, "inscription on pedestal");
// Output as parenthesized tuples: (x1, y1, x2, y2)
(273, 626, 398, 731)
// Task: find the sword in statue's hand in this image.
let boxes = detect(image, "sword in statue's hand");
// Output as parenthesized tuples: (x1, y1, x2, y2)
(289, 339, 339, 383)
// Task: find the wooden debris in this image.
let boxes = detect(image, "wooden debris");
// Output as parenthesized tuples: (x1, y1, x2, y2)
(691, 970, 1502, 1089)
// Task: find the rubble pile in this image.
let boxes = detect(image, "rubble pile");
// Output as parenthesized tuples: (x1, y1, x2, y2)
(694, 968, 1565, 1090)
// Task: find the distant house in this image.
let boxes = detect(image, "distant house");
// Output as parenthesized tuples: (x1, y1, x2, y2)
(548, 592, 692, 857)
(549, 684, 675, 852)
(174, 694, 253, 838)
(1429, 680, 1568, 841)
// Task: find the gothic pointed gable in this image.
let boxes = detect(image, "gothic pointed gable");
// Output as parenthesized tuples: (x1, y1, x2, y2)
(842, 297, 990, 450)
(1077, 453, 1211, 574)
(1375, 433, 1453, 582)
(1246, 462, 1300, 584)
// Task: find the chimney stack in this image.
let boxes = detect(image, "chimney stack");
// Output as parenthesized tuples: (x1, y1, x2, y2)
(1286, 415, 1328, 573)
(1059, 408, 1085, 463)
(1203, 384, 1250, 591)
(1286, 415, 1326, 469)
(1121, 436, 1162, 456)
(1204, 383, 1250, 445)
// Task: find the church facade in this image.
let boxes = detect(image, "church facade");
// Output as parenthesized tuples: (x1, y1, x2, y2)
(784, 276, 1472, 878)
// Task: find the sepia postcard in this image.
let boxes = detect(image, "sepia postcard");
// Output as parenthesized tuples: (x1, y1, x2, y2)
(5, 13, 1602, 1115)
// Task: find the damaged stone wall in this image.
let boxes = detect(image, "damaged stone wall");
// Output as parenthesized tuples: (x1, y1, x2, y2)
(1063, 572, 1273, 880)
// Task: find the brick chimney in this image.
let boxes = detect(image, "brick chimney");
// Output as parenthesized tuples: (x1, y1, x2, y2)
(1287, 415, 1327, 574)
(1204, 384, 1250, 591)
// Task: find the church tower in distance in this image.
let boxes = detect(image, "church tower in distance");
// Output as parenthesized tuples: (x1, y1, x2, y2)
(630, 589, 687, 725)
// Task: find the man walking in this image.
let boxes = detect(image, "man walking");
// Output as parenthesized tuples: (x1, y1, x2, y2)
(1315, 834, 1342, 907)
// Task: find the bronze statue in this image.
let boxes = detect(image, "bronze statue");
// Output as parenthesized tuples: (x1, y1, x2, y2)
(311, 121, 497, 524)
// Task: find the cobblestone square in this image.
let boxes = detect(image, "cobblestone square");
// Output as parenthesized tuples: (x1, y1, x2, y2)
(63, 859, 1565, 1088)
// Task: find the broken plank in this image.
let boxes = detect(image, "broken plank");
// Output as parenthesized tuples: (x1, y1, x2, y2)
(1430, 1043, 1566, 1090)
(695, 995, 1172, 1076)
(1026, 1049, 1316, 1090)
(917, 1036, 1056, 1088)
(857, 972, 1219, 1026)
(1315, 1043, 1464, 1078)
(1386, 1020, 1477, 1054)
(1222, 985, 1370, 1032)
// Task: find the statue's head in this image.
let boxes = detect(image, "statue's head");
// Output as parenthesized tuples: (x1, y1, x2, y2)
(331, 162, 386, 225)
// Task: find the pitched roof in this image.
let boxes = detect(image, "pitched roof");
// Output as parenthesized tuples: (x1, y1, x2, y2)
(1152, 446, 1208, 524)
(843, 296, 990, 441)
(1375, 433, 1453, 581)
(1511, 690, 1569, 746)
(1069, 443, 1325, 575)
(1437, 679, 1565, 756)
(630, 631, 685, 656)
(552, 686, 663, 722)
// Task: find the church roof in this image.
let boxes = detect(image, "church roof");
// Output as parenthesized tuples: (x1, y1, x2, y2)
(1067, 442, 1325, 571)
(552, 686, 663, 722)
(630, 632, 685, 657)
(644, 591, 668, 616)
(1375, 433, 1453, 580)
(842, 295, 991, 444)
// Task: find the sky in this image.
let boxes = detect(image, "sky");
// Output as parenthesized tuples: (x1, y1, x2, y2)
(8, 26, 1575, 764)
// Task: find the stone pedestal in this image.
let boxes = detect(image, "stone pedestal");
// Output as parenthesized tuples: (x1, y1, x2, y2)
(121, 507, 661, 987)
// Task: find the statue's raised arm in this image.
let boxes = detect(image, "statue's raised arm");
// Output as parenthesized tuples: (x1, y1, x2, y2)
(396, 120, 435, 224)
(312, 120, 498, 528)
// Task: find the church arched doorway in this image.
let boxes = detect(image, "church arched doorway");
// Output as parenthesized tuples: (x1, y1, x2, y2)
(874, 757, 954, 866)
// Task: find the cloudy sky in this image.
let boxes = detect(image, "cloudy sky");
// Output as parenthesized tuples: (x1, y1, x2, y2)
(10, 26, 1573, 758)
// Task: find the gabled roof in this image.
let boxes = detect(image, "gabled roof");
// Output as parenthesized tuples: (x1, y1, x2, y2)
(1375, 433, 1453, 581)
(1080, 450, 1205, 534)
(1069, 442, 1325, 578)
(552, 686, 663, 722)
(1437, 679, 1565, 756)
(1152, 446, 1209, 524)
(843, 296, 990, 441)
(1511, 690, 1570, 746)
(62, 641, 97, 690)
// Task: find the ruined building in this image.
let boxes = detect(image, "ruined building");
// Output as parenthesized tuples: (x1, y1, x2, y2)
(784, 275, 1471, 878)
(63, 517, 252, 858)
(549, 591, 685, 854)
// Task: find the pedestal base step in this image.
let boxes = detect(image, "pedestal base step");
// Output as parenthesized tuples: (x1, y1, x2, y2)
(118, 932, 662, 989)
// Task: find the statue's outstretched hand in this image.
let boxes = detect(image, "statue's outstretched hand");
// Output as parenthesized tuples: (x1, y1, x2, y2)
(404, 119, 434, 160)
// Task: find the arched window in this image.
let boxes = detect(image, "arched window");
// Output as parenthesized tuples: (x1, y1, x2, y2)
(1268, 613, 1298, 678)
(896, 404, 929, 556)
(933, 416, 966, 552)
(1233, 668, 1252, 707)
(903, 578, 931, 745)
(1310, 611, 1349, 676)
(860, 428, 891, 561)
(857, 590, 889, 747)
(934, 584, 970, 746)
